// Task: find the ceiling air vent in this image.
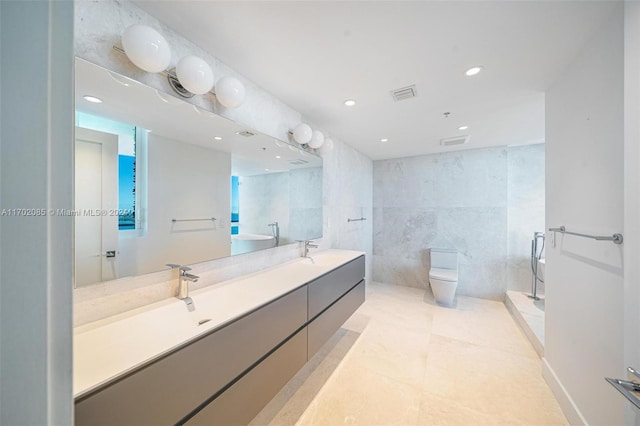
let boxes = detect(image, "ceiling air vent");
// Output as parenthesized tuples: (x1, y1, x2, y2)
(288, 159, 309, 166)
(391, 85, 417, 101)
(440, 135, 470, 147)
(236, 130, 256, 137)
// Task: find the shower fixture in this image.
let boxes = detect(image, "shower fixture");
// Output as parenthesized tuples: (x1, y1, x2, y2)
(529, 231, 545, 300)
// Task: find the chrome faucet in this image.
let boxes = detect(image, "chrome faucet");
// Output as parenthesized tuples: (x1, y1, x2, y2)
(268, 221, 280, 246)
(167, 264, 199, 311)
(178, 266, 199, 299)
(302, 240, 318, 258)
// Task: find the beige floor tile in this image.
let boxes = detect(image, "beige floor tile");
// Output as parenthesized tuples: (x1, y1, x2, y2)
(431, 296, 537, 358)
(417, 390, 505, 425)
(296, 361, 421, 426)
(422, 335, 567, 425)
(346, 325, 430, 387)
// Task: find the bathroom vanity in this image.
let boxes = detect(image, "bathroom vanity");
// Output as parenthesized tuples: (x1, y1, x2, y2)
(74, 250, 365, 425)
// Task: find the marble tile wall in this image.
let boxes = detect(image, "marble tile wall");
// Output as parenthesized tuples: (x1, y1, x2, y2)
(373, 145, 544, 300)
(507, 144, 545, 293)
(72, 0, 372, 325)
(289, 167, 323, 241)
(239, 172, 291, 242)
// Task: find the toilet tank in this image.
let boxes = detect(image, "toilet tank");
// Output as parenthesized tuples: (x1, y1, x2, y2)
(430, 249, 458, 270)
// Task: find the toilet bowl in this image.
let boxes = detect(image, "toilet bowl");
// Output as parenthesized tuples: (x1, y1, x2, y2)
(429, 249, 458, 306)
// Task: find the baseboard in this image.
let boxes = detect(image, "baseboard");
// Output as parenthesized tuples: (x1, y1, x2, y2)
(542, 357, 588, 425)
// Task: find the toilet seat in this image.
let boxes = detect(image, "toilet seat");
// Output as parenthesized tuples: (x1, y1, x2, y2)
(429, 267, 458, 282)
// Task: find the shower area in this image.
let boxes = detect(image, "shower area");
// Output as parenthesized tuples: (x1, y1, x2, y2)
(503, 143, 546, 356)
(506, 231, 546, 356)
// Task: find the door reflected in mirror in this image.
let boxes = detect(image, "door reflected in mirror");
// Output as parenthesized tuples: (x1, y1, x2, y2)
(74, 58, 322, 288)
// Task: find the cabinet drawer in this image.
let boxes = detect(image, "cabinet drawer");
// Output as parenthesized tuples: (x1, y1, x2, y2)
(75, 286, 307, 426)
(307, 255, 365, 319)
(185, 328, 308, 426)
(308, 280, 365, 359)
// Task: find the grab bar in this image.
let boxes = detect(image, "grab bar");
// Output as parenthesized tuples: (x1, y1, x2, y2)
(172, 217, 216, 223)
(548, 226, 623, 245)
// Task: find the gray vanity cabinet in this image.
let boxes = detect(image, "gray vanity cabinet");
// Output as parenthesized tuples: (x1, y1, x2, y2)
(75, 286, 307, 426)
(75, 254, 366, 426)
(185, 329, 308, 426)
(308, 280, 365, 358)
(307, 256, 365, 319)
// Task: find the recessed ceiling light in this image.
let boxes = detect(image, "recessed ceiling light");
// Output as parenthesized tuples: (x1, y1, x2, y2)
(213, 136, 222, 140)
(344, 99, 356, 107)
(265, 168, 270, 171)
(380, 138, 389, 142)
(275, 155, 281, 159)
(465, 66, 483, 76)
(458, 126, 469, 131)
(83, 95, 103, 103)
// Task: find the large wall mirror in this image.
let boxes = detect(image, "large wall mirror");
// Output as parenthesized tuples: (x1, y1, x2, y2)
(74, 58, 322, 288)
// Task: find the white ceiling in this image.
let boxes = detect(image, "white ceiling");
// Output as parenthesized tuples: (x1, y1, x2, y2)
(135, 0, 618, 160)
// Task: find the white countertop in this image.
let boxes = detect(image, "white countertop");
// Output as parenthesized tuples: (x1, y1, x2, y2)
(74, 249, 364, 399)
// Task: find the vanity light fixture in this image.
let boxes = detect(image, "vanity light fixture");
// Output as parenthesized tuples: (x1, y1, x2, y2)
(292, 123, 313, 145)
(216, 76, 246, 108)
(344, 99, 356, 107)
(121, 24, 171, 73)
(213, 136, 222, 141)
(308, 130, 325, 149)
(318, 137, 334, 155)
(465, 66, 483, 76)
(380, 138, 389, 142)
(83, 95, 103, 104)
(175, 56, 214, 95)
(458, 125, 469, 130)
(118, 25, 246, 107)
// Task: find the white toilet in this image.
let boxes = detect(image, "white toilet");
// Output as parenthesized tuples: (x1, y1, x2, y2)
(429, 249, 458, 306)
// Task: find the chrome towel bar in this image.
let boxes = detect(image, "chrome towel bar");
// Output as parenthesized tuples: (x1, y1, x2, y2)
(172, 217, 216, 223)
(347, 217, 367, 222)
(548, 226, 623, 245)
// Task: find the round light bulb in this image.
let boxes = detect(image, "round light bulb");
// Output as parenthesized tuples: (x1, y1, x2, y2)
(121, 24, 171, 73)
(308, 130, 325, 149)
(176, 56, 214, 95)
(215, 76, 246, 108)
(293, 123, 312, 145)
(344, 99, 356, 106)
(380, 138, 389, 142)
(318, 137, 334, 155)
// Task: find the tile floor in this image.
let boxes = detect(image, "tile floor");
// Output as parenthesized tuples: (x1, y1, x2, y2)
(250, 281, 567, 426)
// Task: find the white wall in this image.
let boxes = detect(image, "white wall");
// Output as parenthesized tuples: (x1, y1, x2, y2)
(544, 6, 625, 424)
(0, 1, 74, 424)
(117, 134, 231, 277)
(624, 2, 640, 424)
